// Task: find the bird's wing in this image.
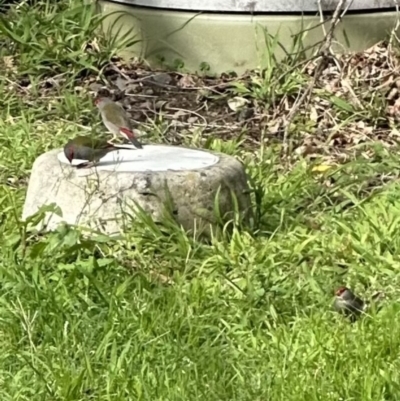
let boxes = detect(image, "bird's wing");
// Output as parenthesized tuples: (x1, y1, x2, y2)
(103, 103, 131, 129)
(78, 136, 111, 150)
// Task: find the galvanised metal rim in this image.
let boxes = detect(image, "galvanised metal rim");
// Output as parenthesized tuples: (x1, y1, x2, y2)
(107, 0, 398, 12)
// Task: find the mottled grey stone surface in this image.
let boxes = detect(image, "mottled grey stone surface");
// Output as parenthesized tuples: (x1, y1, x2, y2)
(22, 148, 252, 235)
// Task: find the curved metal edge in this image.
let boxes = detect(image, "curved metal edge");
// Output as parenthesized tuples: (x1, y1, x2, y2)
(107, 0, 398, 12)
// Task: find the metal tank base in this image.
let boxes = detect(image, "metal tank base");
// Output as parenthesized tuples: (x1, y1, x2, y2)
(98, 1, 399, 74)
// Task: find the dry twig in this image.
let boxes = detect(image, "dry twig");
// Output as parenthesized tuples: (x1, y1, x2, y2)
(282, 0, 348, 159)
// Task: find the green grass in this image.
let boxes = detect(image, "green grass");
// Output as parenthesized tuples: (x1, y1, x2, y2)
(2, 1, 400, 400)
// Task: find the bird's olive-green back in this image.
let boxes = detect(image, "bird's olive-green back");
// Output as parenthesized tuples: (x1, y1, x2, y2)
(70, 136, 110, 150)
(101, 102, 131, 128)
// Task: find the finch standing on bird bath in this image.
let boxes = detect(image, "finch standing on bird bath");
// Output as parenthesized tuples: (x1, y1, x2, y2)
(95, 97, 143, 149)
(63, 136, 133, 169)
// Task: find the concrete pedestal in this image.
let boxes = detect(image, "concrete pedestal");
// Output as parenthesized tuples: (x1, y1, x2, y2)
(22, 145, 252, 235)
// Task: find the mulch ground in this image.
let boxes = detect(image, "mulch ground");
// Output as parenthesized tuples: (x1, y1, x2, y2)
(5, 40, 400, 164)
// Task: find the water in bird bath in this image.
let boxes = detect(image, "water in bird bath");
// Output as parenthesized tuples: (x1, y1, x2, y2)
(57, 144, 220, 172)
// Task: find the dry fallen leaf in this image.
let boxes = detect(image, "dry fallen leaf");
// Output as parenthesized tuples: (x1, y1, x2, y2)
(312, 165, 332, 173)
(227, 96, 249, 112)
(116, 77, 128, 91)
(178, 74, 197, 88)
(310, 106, 318, 122)
(152, 73, 172, 86)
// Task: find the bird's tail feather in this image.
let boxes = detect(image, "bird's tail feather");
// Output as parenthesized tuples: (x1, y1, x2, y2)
(120, 127, 143, 149)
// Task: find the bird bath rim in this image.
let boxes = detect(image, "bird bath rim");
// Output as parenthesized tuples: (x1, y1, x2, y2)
(57, 144, 220, 173)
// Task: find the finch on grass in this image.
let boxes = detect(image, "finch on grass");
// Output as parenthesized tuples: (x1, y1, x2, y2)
(333, 286, 366, 322)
